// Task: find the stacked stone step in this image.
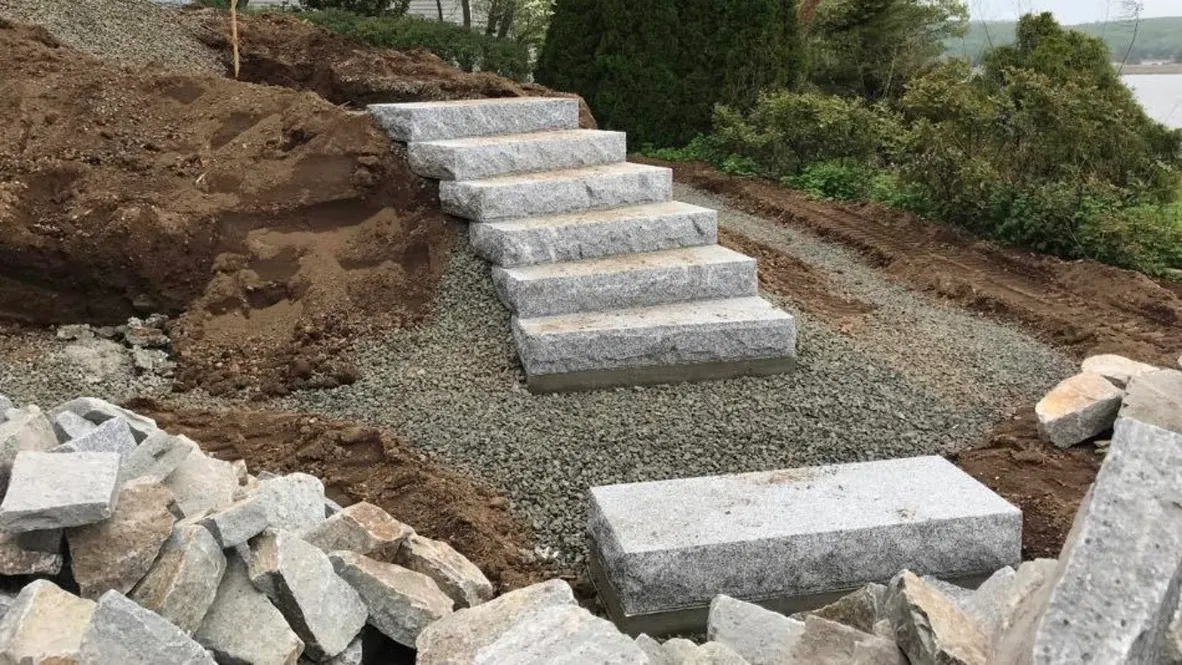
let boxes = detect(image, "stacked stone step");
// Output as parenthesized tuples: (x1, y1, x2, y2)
(368, 98, 797, 392)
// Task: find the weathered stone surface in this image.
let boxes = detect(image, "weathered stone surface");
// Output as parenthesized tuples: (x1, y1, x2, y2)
(303, 633, 362, 665)
(0, 406, 57, 482)
(440, 162, 672, 222)
(708, 594, 804, 665)
(795, 583, 887, 634)
(301, 501, 411, 557)
(0, 451, 121, 532)
(493, 244, 756, 319)
(369, 97, 580, 143)
(786, 616, 905, 665)
(960, 566, 1016, 641)
(120, 432, 198, 484)
(67, 482, 175, 598)
(0, 394, 11, 414)
(1120, 368, 1182, 433)
(0, 529, 63, 576)
(686, 642, 749, 664)
(1035, 372, 1123, 448)
(255, 473, 326, 533)
(394, 533, 494, 609)
(0, 590, 16, 623)
(53, 410, 97, 443)
(663, 637, 700, 661)
(886, 570, 988, 665)
(923, 577, 974, 608)
(409, 129, 626, 181)
(195, 554, 303, 665)
(164, 451, 237, 519)
(53, 417, 137, 455)
(199, 494, 269, 547)
(416, 579, 646, 665)
(991, 559, 1060, 662)
(79, 590, 216, 665)
(635, 634, 667, 664)
(0, 580, 95, 665)
(52, 397, 158, 442)
(330, 550, 454, 647)
(232, 459, 248, 483)
(131, 523, 227, 634)
(1081, 354, 1160, 388)
(247, 530, 367, 661)
(471, 201, 719, 269)
(1166, 598, 1182, 665)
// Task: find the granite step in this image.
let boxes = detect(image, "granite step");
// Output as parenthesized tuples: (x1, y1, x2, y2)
(470, 201, 718, 268)
(512, 296, 796, 392)
(439, 163, 672, 222)
(493, 245, 756, 318)
(367, 97, 579, 142)
(408, 129, 627, 181)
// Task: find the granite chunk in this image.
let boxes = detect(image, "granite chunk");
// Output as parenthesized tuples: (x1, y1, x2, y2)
(394, 533, 494, 608)
(1080, 354, 1160, 388)
(708, 594, 804, 665)
(788, 615, 906, 665)
(1120, 368, 1182, 433)
(301, 501, 412, 557)
(1035, 372, 1123, 447)
(0, 580, 95, 664)
(79, 590, 216, 664)
(66, 482, 175, 598)
(52, 397, 158, 442)
(255, 473, 326, 533)
(886, 570, 987, 665)
(53, 417, 137, 455)
(131, 523, 227, 635)
(794, 583, 887, 635)
(0, 529, 63, 576)
(0, 406, 57, 483)
(120, 432, 197, 484)
(199, 494, 269, 548)
(195, 553, 304, 665)
(330, 550, 454, 647)
(0, 451, 121, 532)
(53, 410, 97, 443)
(164, 451, 237, 519)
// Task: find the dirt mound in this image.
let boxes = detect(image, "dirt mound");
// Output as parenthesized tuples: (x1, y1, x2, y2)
(0, 19, 453, 394)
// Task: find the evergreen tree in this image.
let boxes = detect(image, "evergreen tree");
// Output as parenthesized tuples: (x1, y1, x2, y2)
(535, 0, 603, 103)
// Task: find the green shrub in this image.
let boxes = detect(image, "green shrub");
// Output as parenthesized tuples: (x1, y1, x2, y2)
(784, 160, 876, 200)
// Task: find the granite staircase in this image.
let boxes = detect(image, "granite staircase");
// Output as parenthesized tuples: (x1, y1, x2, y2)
(368, 98, 797, 392)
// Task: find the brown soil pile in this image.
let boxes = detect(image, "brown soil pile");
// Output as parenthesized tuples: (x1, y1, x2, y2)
(0, 19, 454, 395)
(134, 400, 550, 592)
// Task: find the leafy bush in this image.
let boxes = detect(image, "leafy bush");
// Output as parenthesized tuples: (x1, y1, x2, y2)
(784, 160, 876, 200)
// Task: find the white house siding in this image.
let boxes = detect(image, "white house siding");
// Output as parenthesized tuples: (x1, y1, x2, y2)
(407, 0, 486, 26)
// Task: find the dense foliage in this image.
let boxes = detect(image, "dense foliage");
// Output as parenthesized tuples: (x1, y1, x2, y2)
(300, 0, 410, 16)
(948, 17, 1182, 64)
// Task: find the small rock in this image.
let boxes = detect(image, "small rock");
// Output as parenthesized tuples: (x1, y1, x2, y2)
(330, 550, 454, 647)
(1080, 354, 1159, 388)
(922, 576, 974, 608)
(795, 583, 887, 634)
(0, 406, 57, 483)
(123, 317, 170, 348)
(788, 615, 906, 664)
(0, 580, 95, 664)
(255, 473, 326, 532)
(52, 410, 98, 443)
(164, 451, 237, 519)
(394, 534, 493, 608)
(1035, 372, 1123, 448)
(324, 495, 344, 517)
(67, 482, 176, 598)
(79, 590, 216, 664)
(131, 348, 174, 376)
(120, 432, 197, 484)
(708, 594, 805, 665)
(1120, 368, 1182, 433)
(131, 523, 227, 634)
(247, 530, 368, 661)
(886, 570, 988, 665)
(62, 340, 130, 385)
(0, 394, 11, 414)
(635, 634, 666, 663)
(56, 324, 94, 341)
(0, 529, 63, 576)
(991, 559, 1059, 660)
(199, 494, 269, 548)
(663, 637, 699, 661)
(960, 566, 1016, 642)
(687, 642, 749, 664)
(194, 553, 303, 665)
(1166, 598, 1182, 665)
(52, 417, 137, 455)
(300, 633, 362, 665)
(302, 502, 412, 557)
(0, 451, 121, 532)
(231, 459, 248, 484)
(52, 397, 158, 442)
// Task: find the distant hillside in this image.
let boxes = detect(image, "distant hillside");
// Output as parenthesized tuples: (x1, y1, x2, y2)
(946, 16, 1182, 64)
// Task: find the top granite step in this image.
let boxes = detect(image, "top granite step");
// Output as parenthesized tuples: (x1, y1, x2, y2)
(368, 98, 581, 142)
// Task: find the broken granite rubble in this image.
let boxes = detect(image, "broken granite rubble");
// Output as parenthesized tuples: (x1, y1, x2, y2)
(330, 550, 454, 647)
(199, 494, 269, 548)
(0, 529, 63, 576)
(302, 502, 412, 557)
(66, 482, 175, 598)
(794, 583, 888, 635)
(1119, 368, 1182, 433)
(0, 580, 95, 665)
(709, 594, 805, 665)
(254, 473, 326, 533)
(79, 590, 216, 664)
(164, 450, 237, 519)
(52, 410, 97, 443)
(195, 553, 303, 665)
(1080, 354, 1159, 388)
(131, 523, 226, 635)
(120, 431, 197, 484)
(0, 451, 121, 532)
(886, 570, 988, 665)
(52, 416, 137, 455)
(788, 615, 906, 665)
(52, 397, 158, 442)
(1035, 372, 1123, 448)
(960, 565, 1016, 644)
(394, 533, 494, 608)
(0, 406, 57, 483)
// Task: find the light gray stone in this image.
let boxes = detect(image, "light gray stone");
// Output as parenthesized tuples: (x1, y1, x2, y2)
(246, 530, 367, 661)
(164, 451, 237, 519)
(79, 590, 215, 665)
(991, 559, 1060, 661)
(923, 576, 974, 608)
(794, 583, 887, 635)
(0, 451, 121, 532)
(394, 533, 494, 609)
(787, 615, 906, 665)
(1166, 597, 1182, 665)
(0, 529, 63, 576)
(194, 553, 303, 665)
(255, 473, 326, 533)
(1081, 354, 1160, 388)
(53, 417, 137, 455)
(886, 570, 988, 665)
(590, 456, 1020, 620)
(1035, 372, 1123, 448)
(0, 394, 11, 414)
(1120, 368, 1182, 433)
(960, 566, 1016, 641)
(330, 550, 454, 647)
(416, 579, 646, 665)
(493, 244, 756, 319)
(514, 296, 797, 386)
(232, 459, 248, 484)
(685, 642, 749, 664)
(120, 432, 198, 484)
(440, 162, 672, 222)
(199, 494, 269, 547)
(369, 97, 580, 142)
(62, 339, 130, 385)
(66, 482, 175, 598)
(0, 406, 57, 483)
(0, 590, 16, 623)
(53, 410, 97, 443)
(0, 580, 95, 665)
(663, 637, 700, 661)
(707, 595, 804, 665)
(51, 397, 158, 442)
(635, 634, 667, 664)
(471, 201, 719, 268)
(300, 501, 412, 557)
(131, 523, 227, 635)
(409, 129, 626, 181)
(301, 633, 362, 665)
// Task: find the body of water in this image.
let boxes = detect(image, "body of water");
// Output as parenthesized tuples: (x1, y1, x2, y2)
(1124, 74, 1182, 129)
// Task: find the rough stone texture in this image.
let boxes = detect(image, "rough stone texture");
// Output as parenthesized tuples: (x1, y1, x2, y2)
(53, 417, 137, 455)
(52, 397, 158, 442)
(394, 533, 494, 609)
(663, 637, 700, 661)
(199, 494, 269, 548)
(330, 551, 454, 647)
(788, 615, 907, 665)
(163, 451, 237, 519)
(254, 473, 326, 533)
(301, 501, 412, 557)
(131, 523, 227, 635)
(960, 566, 1016, 642)
(591, 457, 1020, 618)
(514, 296, 797, 380)
(67, 482, 175, 598)
(1035, 372, 1123, 448)
(1080, 354, 1160, 388)
(686, 642, 749, 664)
(923, 577, 974, 608)
(306, 634, 362, 665)
(416, 579, 646, 665)
(409, 129, 626, 181)
(120, 432, 198, 484)
(886, 571, 988, 665)
(470, 201, 719, 268)
(247, 530, 368, 661)
(493, 245, 757, 319)
(369, 98, 580, 143)
(0, 451, 121, 532)
(635, 634, 667, 664)
(53, 410, 97, 443)
(1119, 368, 1182, 433)
(0, 406, 57, 483)
(79, 590, 216, 665)
(194, 553, 304, 665)
(0, 580, 95, 665)
(991, 559, 1060, 661)
(0, 394, 11, 413)
(795, 583, 888, 635)
(1166, 599, 1182, 665)
(440, 162, 672, 222)
(0, 529, 63, 576)
(707, 594, 805, 665)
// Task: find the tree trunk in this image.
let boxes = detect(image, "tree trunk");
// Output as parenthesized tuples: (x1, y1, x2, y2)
(436, 0, 444, 20)
(496, 0, 515, 39)
(461, 0, 472, 28)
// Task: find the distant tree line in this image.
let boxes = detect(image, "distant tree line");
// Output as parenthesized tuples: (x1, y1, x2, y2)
(946, 17, 1182, 64)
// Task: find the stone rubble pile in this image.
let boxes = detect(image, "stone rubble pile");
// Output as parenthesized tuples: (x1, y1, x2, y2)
(56, 316, 176, 383)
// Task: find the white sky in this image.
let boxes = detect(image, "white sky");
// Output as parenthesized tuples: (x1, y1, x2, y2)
(969, 0, 1181, 24)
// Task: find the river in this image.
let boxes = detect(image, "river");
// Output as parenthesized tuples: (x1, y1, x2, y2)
(1123, 74, 1182, 129)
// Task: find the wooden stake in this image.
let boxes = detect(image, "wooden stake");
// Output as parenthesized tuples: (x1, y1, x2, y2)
(230, 0, 240, 79)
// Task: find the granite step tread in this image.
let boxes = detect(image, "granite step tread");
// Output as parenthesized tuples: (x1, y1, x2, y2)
(368, 97, 579, 142)
(408, 129, 627, 181)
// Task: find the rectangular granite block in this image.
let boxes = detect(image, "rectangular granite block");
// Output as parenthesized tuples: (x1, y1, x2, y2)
(408, 129, 626, 181)
(368, 98, 580, 142)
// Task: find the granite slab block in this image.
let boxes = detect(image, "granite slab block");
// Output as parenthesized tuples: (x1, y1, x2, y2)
(53, 410, 97, 443)
(53, 417, 137, 455)
(1119, 368, 1182, 433)
(0, 451, 122, 532)
(409, 129, 626, 180)
(1035, 372, 1123, 448)
(368, 98, 580, 142)
(51, 397, 158, 442)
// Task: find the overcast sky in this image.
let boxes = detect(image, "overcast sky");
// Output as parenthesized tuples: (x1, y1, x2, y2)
(970, 0, 1181, 24)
